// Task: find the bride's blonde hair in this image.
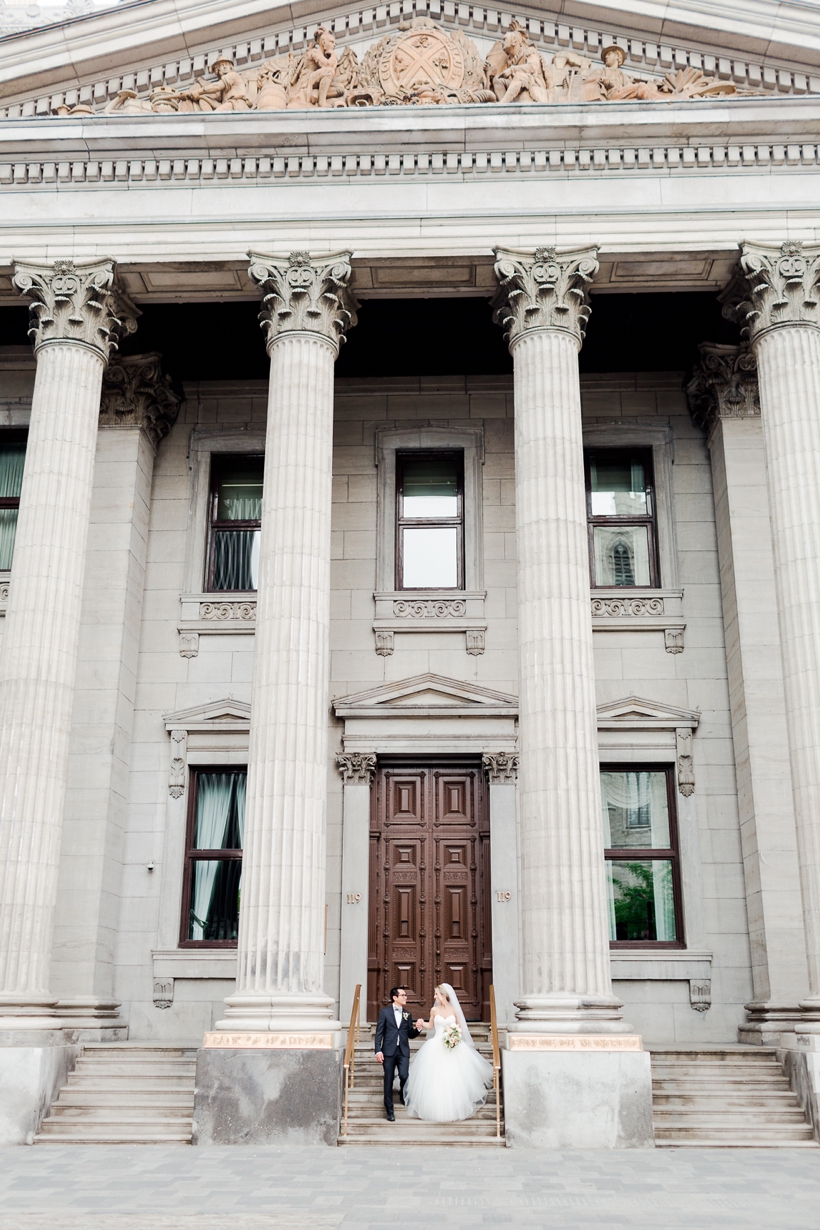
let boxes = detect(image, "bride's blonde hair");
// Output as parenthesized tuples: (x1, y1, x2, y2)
(434, 985, 451, 1002)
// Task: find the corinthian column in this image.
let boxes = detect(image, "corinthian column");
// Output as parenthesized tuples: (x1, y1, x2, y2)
(492, 246, 626, 1032)
(218, 251, 356, 1033)
(734, 241, 820, 1014)
(0, 259, 137, 1028)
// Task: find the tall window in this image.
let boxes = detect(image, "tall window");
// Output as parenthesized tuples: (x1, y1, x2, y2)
(207, 455, 263, 591)
(396, 452, 464, 589)
(601, 766, 683, 947)
(0, 435, 26, 571)
(180, 770, 245, 947)
(586, 450, 658, 587)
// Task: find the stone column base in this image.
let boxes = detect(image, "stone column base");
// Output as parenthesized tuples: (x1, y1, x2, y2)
(501, 1048, 655, 1149)
(0, 1033, 81, 1144)
(739, 1003, 820, 1046)
(192, 1047, 342, 1146)
(56, 998, 127, 1042)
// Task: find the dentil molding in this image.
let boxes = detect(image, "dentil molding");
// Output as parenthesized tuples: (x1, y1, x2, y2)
(492, 245, 599, 348)
(12, 257, 139, 360)
(248, 249, 358, 354)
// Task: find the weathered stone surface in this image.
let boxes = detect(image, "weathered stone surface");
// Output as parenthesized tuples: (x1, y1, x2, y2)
(192, 1048, 342, 1146)
(501, 1049, 655, 1149)
(0, 1039, 80, 1144)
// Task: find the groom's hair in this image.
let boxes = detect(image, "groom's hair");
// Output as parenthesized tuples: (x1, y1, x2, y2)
(389, 986, 404, 1002)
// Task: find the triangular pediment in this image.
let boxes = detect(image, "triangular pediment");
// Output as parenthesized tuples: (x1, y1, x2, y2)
(596, 694, 699, 729)
(0, 0, 817, 113)
(164, 696, 250, 730)
(333, 673, 517, 717)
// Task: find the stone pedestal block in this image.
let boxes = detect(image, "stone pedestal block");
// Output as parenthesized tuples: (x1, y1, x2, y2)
(192, 1047, 342, 1146)
(501, 1049, 655, 1149)
(0, 1035, 81, 1143)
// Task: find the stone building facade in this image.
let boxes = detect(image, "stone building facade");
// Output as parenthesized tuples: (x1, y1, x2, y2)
(1, 0, 820, 1148)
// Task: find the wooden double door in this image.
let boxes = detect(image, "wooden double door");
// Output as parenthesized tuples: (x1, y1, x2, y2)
(368, 761, 492, 1022)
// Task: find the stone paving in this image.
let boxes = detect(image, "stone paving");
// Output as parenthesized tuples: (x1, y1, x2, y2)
(0, 1146, 819, 1229)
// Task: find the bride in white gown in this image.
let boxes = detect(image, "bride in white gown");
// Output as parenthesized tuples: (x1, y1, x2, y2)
(404, 983, 493, 1122)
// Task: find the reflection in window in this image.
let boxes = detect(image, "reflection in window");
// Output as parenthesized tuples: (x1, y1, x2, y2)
(207, 456, 263, 591)
(182, 770, 245, 945)
(586, 450, 658, 587)
(397, 452, 463, 589)
(601, 767, 682, 946)
(0, 439, 26, 571)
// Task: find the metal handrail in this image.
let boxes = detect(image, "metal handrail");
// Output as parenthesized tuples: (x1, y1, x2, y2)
(342, 983, 362, 1139)
(489, 984, 502, 1139)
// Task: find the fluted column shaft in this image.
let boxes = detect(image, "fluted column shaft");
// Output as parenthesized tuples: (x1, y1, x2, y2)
(0, 258, 136, 1026)
(736, 242, 820, 1007)
(220, 251, 356, 1032)
(493, 246, 624, 1031)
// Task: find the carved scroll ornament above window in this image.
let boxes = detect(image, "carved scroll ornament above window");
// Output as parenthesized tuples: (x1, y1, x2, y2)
(56, 19, 748, 118)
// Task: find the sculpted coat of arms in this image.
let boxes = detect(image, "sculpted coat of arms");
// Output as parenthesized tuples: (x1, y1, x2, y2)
(90, 16, 745, 117)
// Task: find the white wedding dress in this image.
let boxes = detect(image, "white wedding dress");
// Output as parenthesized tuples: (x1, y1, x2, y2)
(404, 1013, 493, 1122)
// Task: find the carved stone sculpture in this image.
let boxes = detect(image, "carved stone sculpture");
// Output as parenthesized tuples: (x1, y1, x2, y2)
(12, 258, 139, 360)
(336, 752, 377, 784)
(249, 250, 358, 353)
(53, 16, 744, 116)
(735, 241, 820, 340)
(100, 353, 182, 448)
(492, 245, 599, 349)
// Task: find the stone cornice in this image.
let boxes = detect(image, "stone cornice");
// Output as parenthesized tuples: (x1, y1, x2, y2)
(12, 258, 139, 359)
(100, 351, 182, 447)
(685, 341, 759, 434)
(735, 239, 820, 339)
(492, 245, 599, 349)
(249, 250, 357, 353)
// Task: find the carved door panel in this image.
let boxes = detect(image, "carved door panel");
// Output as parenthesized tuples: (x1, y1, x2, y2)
(369, 762, 491, 1021)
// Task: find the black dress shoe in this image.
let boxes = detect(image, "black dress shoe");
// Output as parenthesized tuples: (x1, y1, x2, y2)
(386, 1111, 395, 1122)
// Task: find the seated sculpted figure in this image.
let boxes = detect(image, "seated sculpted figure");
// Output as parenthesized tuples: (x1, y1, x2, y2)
(585, 45, 665, 100)
(179, 56, 251, 111)
(288, 27, 354, 108)
(489, 23, 551, 103)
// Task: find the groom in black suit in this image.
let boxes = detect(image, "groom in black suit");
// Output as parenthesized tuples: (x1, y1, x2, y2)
(374, 986, 422, 1120)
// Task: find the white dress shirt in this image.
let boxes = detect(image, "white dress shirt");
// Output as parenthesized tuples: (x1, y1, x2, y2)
(393, 1005, 403, 1029)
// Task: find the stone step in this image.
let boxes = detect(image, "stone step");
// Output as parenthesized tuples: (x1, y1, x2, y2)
(71, 1061, 196, 1074)
(36, 1131, 192, 1145)
(654, 1108, 809, 1124)
(655, 1125, 816, 1142)
(46, 1105, 194, 1120)
(339, 1135, 505, 1147)
(653, 1093, 801, 1108)
(65, 1075, 195, 1089)
(56, 1090, 195, 1106)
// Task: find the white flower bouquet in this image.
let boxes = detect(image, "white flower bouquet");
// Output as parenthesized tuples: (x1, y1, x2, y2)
(442, 1022, 462, 1050)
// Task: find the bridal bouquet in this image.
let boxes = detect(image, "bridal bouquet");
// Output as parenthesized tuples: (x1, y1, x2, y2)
(442, 1022, 462, 1050)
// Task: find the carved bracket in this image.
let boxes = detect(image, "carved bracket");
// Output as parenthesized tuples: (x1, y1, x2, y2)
(689, 978, 711, 1011)
(336, 752, 377, 784)
(169, 728, 187, 797)
(153, 978, 174, 1009)
(676, 728, 695, 796)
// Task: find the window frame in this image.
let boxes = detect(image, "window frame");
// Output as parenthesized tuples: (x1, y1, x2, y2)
(585, 447, 660, 589)
(0, 429, 28, 574)
(395, 449, 465, 591)
(179, 765, 246, 949)
(205, 452, 264, 594)
(601, 762, 685, 950)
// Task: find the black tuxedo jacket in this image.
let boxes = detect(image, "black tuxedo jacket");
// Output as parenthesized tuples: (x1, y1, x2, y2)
(375, 1004, 421, 1058)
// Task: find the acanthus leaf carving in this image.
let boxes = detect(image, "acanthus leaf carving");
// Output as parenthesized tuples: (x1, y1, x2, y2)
(732, 241, 820, 342)
(12, 258, 139, 361)
(492, 245, 599, 348)
(336, 752, 377, 784)
(249, 249, 358, 353)
(483, 752, 519, 784)
(686, 342, 759, 434)
(100, 352, 182, 448)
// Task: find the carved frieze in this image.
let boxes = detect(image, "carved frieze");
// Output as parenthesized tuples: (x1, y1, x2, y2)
(55, 19, 744, 117)
(249, 250, 358, 353)
(12, 258, 139, 360)
(591, 597, 664, 617)
(686, 342, 759, 435)
(493, 246, 599, 348)
(393, 598, 467, 618)
(200, 601, 257, 621)
(100, 353, 181, 448)
(336, 752, 377, 784)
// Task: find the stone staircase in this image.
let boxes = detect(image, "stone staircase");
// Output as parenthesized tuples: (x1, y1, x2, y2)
(35, 1043, 197, 1144)
(339, 1023, 505, 1146)
(650, 1045, 818, 1147)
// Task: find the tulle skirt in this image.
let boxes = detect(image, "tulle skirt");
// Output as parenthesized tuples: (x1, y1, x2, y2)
(404, 1030, 494, 1122)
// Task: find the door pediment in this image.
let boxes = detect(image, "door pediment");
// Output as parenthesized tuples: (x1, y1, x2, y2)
(596, 694, 700, 729)
(333, 672, 517, 718)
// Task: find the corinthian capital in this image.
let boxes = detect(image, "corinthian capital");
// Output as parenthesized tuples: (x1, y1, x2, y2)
(12, 258, 139, 361)
(492, 245, 599, 350)
(248, 250, 358, 355)
(734, 241, 820, 342)
(100, 353, 182, 449)
(336, 752, 377, 784)
(685, 342, 759, 435)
